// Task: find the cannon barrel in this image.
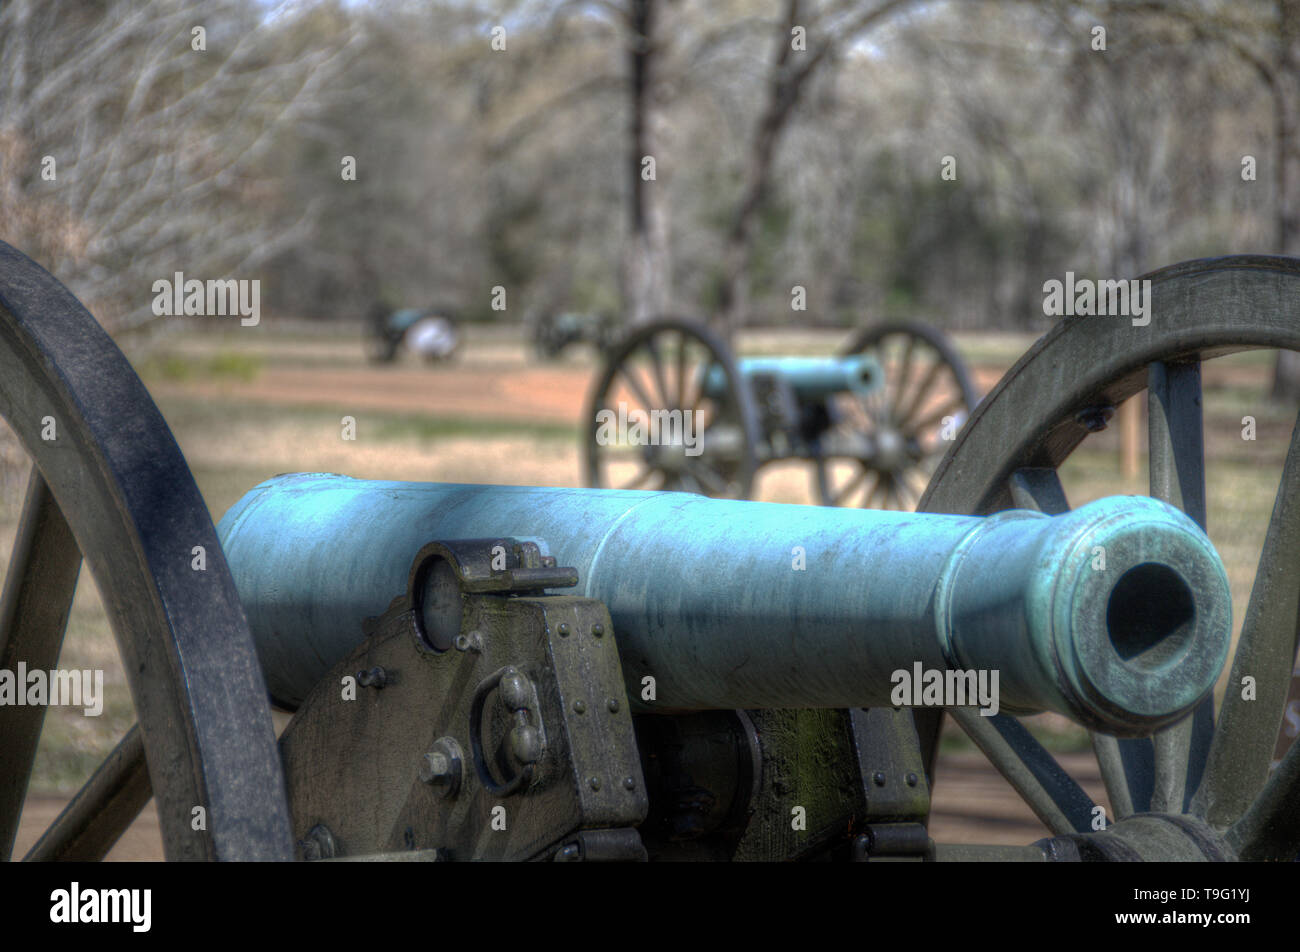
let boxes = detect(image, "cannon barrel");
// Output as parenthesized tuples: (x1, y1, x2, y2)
(216, 474, 1230, 734)
(705, 354, 881, 399)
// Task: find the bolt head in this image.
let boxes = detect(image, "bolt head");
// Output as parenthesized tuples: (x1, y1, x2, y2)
(419, 738, 464, 797)
(420, 751, 450, 783)
(499, 670, 530, 710)
(510, 724, 542, 765)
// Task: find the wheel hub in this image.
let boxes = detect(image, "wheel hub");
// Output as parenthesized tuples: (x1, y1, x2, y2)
(1036, 813, 1235, 861)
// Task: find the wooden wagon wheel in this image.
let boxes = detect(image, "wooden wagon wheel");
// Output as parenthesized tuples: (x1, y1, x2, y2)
(815, 321, 979, 510)
(584, 318, 760, 499)
(0, 242, 292, 861)
(919, 255, 1300, 860)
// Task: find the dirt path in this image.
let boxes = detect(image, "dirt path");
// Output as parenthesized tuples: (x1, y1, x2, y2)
(155, 363, 600, 423)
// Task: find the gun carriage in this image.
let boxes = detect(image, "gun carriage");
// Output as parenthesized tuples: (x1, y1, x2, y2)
(1, 243, 1298, 862)
(584, 317, 979, 508)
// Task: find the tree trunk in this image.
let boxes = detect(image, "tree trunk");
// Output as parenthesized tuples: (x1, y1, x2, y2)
(1270, 0, 1300, 399)
(622, 0, 672, 327)
(716, 0, 806, 339)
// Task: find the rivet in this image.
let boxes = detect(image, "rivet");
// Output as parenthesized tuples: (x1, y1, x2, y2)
(573, 699, 586, 714)
(607, 698, 620, 713)
(906, 772, 919, 787)
(591, 623, 604, 638)
(588, 776, 601, 791)
(873, 771, 886, 787)
(558, 623, 570, 637)
(623, 777, 636, 791)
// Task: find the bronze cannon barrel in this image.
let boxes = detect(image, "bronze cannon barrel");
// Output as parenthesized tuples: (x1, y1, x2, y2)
(217, 474, 1230, 735)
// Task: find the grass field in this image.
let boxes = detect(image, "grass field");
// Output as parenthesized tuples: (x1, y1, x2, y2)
(2, 321, 1294, 850)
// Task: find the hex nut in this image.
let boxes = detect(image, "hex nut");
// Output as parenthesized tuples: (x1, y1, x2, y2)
(419, 736, 464, 798)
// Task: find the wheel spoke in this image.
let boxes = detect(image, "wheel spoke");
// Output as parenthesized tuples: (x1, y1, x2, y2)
(1144, 360, 1211, 814)
(907, 394, 967, 437)
(674, 331, 690, 409)
(684, 458, 730, 496)
(0, 467, 83, 860)
(1225, 728, 1300, 860)
(894, 359, 946, 428)
(1090, 734, 1137, 819)
(1006, 467, 1070, 515)
(617, 365, 658, 414)
(833, 467, 871, 506)
(1148, 360, 1208, 525)
(23, 724, 151, 862)
(617, 465, 660, 491)
(1193, 404, 1300, 827)
(865, 477, 889, 510)
(891, 335, 918, 410)
(643, 338, 672, 410)
(949, 708, 1096, 836)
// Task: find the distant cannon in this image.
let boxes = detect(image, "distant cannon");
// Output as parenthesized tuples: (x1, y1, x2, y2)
(528, 309, 620, 361)
(367, 304, 462, 364)
(585, 317, 978, 508)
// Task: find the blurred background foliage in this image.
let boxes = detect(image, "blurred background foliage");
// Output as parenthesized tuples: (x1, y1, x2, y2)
(0, 0, 1292, 333)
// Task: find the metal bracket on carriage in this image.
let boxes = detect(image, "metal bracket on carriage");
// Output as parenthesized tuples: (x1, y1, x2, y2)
(401, 538, 580, 654)
(412, 538, 579, 595)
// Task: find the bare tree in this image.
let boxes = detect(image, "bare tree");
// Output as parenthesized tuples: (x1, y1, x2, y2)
(715, 0, 919, 336)
(1091, 0, 1300, 396)
(623, 0, 675, 324)
(0, 0, 358, 330)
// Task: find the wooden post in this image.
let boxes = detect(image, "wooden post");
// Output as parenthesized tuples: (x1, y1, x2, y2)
(1119, 396, 1141, 480)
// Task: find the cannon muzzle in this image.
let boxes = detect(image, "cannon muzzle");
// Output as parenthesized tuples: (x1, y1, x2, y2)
(217, 475, 1230, 735)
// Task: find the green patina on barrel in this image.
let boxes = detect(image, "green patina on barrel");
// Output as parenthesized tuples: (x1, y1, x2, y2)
(217, 474, 1230, 735)
(704, 354, 883, 400)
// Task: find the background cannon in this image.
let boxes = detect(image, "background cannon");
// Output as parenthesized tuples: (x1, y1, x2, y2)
(3, 244, 1300, 863)
(366, 303, 462, 364)
(528, 309, 620, 361)
(583, 317, 978, 507)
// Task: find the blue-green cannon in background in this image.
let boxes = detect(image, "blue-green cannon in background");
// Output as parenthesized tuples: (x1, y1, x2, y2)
(584, 317, 978, 508)
(366, 303, 462, 363)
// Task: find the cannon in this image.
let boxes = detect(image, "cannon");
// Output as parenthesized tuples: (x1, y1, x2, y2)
(528, 309, 620, 361)
(366, 303, 462, 364)
(214, 475, 1229, 860)
(2, 241, 1299, 863)
(584, 317, 979, 508)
